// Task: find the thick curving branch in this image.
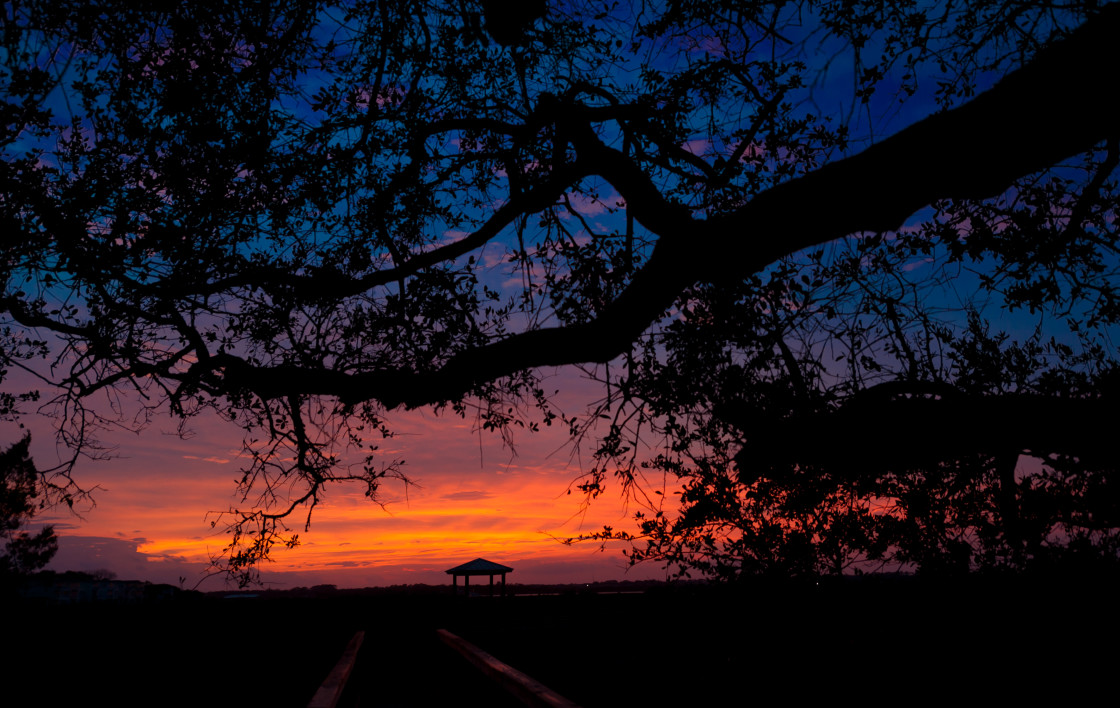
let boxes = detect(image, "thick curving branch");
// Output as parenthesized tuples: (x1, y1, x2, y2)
(209, 5, 1120, 410)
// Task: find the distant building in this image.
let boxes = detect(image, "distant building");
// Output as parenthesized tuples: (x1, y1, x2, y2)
(445, 558, 513, 597)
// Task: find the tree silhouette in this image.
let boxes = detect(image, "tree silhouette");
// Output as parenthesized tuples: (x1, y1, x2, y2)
(2, 1, 1118, 581)
(1, 436, 58, 578)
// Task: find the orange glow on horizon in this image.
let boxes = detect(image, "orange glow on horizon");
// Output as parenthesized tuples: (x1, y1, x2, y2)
(20, 400, 676, 586)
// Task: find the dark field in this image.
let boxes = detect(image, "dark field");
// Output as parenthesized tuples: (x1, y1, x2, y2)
(9, 575, 1118, 707)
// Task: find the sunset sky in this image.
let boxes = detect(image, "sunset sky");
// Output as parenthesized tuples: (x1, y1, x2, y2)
(8, 3, 1105, 592)
(5, 12, 678, 589)
(0, 4, 931, 591)
(12, 369, 672, 589)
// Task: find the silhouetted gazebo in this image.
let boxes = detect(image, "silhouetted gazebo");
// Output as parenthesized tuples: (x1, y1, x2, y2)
(446, 558, 513, 597)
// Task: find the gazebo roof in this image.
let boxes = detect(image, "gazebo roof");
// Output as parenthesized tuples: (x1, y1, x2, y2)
(445, 558, 514, 575)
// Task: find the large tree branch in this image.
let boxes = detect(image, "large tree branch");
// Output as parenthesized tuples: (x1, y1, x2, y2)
(708, 3, 1120, 279)
(211, 6, 1120, 409)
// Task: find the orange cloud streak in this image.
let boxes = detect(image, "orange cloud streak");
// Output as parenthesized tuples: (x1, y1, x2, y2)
(18, 398, 677, 587)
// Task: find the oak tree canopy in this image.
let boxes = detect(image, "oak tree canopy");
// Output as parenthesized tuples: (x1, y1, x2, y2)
(2, 1, 1118, 582)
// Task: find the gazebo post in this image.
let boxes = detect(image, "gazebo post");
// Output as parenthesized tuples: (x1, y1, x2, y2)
(452, 574, 457, 595)
(489, 574, 494, 596)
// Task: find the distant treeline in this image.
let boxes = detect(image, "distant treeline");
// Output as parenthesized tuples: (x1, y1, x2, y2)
(210, 578, 705, 600)
(8, 569, 196, 604)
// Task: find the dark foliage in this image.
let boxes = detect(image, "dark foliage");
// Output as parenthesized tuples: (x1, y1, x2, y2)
(1, 436, 58, 577)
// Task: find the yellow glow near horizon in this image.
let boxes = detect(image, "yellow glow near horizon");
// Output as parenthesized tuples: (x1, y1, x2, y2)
(24, 391, 676, 585)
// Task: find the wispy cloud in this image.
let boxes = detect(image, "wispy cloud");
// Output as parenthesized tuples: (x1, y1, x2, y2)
(441, 490, 495, 502)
